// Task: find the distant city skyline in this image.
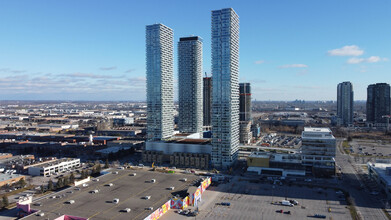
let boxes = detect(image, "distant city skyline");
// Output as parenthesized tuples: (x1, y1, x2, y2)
(0, 0, 390, 101)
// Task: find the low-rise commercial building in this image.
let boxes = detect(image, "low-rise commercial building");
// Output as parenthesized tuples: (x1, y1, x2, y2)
(143, 137, 212, 169)
(247, 152, 305, 177)
(28, 158, 80, 176)
(368, 162, 391, 199)
(301, 127, 336, 176)
(246, 127, 336, 177)
(0, 173, 25, 187)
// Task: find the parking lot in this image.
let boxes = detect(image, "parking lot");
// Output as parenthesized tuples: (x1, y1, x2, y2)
(348, 139, 391, 159)
(23, 168, 199, 220)
(163, 176, 351, 220)
(258, 134, 301, 148)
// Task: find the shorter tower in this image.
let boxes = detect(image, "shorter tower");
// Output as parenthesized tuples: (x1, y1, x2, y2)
(178, 36, 203, 134)
(239, 83, 252, 144)
(367, 83, 391, 125)
(337, 82, 354, 126)
(203, 76, 212, 127)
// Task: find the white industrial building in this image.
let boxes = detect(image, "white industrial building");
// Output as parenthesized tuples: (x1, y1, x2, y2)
(28, 158, 80, 176)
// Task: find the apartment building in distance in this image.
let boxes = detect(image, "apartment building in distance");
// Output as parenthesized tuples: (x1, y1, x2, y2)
(367, 83, 391, 127)
(239, 83, 252, 144)
(337, 81, 354, 126)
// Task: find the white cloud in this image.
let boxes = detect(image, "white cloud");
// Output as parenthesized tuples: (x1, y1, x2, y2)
(346, 57, 365, 64)
(125, 68, 136, 73)
(254, 60, 265, 64)
(347, 56, 388, 64)
(99, 66, 117, 71)
(279, 64, 308, 68)
(0, 68, 26, 74)
(328, 45, 364, 56)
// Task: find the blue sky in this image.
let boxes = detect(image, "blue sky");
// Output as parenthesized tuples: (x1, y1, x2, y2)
(0, 0, 390, 101)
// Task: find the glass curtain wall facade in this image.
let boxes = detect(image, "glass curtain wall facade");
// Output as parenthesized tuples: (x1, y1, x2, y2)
(203, 77, 212, 127)
(239, 83, 251, 122)
(367, 83, 391, 124)
(211, 8, 240, 168)
(178, 36, 203, 134)
(337, 81, 354, 126)
(146, 24, 174, 141)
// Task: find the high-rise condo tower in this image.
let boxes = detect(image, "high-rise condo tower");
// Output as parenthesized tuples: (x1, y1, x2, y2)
(178, 36, 203, 134)
(146, 24, 174, 140)
(211, 8, 240, 168)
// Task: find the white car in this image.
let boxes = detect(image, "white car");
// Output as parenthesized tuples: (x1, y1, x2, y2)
(66, 200, 75, 204)
(122, 208, 131, 212)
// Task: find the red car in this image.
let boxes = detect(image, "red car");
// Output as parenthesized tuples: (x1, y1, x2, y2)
(276, 209, 284, 213)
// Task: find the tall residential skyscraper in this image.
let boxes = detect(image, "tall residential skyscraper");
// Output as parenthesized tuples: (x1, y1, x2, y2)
(337, 81, 354, 126)
(146, 24, 174, 141)
(211, 8, 240, 169)
(203, 76, 212, 127)
(239, 83, 252, 144)
(178, 36, 203, 134)
(239, 83, 251, 122)
(367, 83, 391, 124)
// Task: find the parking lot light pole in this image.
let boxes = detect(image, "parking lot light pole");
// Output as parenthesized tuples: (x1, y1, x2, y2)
(272, 185, 275, 203)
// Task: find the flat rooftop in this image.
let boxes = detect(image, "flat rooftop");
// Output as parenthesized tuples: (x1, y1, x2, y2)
(369, 163, 391, 186)
(24, 169, 200, 220)
(35, 158, 79, 169)
(0, 173, 24, 181)
(302, 127, 335, 139)
(304, 127, 332, 132)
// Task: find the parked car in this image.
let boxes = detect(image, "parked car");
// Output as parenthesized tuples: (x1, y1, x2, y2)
(281, 200, 293, 207)
(289, 200, 299, 205)
(121, 208, 131, 212)
(220, 202, 231, 206)
(66, 200, 75, 204)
